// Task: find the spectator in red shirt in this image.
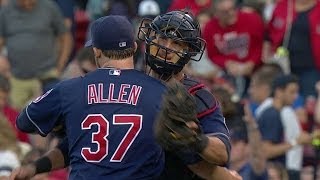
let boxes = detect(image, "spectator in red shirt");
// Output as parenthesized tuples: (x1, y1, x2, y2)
(266, 0, 320, 98)
(168, 0, 211, 16)
(203, 0, 264, 97)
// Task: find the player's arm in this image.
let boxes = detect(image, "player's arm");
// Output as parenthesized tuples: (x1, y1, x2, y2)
(188, 161, 242, 180)
(195, 90, 231, 165)
(175, 100, 230, 175)
(16, 108, 38, 134)
(10, 149, 65, 179)
(10, 138, 68, 180)
(199, 135, 229, 165)
(16, 87, 63, 137)
(38, 137, 70, 170)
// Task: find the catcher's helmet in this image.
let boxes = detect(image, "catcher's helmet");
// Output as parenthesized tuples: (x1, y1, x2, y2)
(138, 11, 206, 79)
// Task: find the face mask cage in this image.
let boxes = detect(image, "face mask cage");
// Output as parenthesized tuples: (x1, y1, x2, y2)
(138, 16, 206, 62)
(137, 11, 206, 79)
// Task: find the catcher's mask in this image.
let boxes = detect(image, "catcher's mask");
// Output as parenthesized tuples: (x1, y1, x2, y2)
(138, 11, 206, 80)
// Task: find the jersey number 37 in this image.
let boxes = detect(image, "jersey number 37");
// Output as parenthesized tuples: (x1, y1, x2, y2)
(81, 114, 142, 163)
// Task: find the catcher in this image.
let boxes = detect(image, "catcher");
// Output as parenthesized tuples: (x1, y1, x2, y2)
(138, 10, 234, 179)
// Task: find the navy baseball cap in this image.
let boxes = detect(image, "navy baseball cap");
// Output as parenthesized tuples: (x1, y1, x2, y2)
(85, 15, 135, 51)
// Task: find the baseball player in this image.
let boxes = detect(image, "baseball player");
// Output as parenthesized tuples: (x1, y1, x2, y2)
(138, 10, 232, 179)
(11, 15, 167, 180)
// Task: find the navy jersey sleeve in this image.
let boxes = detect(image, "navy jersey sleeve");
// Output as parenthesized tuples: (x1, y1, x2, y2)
(194, 88, 230, 140)
(258, 108, 282, 142)
(200, 107, 230, 148)
(16, 86, 63, 137)
(197, 89, 231, 159)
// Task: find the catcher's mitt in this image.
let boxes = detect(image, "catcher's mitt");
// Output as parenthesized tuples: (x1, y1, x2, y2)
(154, 80, 208, 153)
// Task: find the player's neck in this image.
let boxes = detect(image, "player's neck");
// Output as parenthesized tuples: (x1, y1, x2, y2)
(99, 57, 134, 69)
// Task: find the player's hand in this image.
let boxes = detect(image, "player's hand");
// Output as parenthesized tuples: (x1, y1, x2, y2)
(9, 164, 36, 180)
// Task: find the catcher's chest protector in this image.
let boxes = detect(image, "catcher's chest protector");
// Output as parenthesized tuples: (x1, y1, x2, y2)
(182, 77, 219, 119)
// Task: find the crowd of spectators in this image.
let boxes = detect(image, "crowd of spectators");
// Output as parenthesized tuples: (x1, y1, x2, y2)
(1, 0, 320, 179)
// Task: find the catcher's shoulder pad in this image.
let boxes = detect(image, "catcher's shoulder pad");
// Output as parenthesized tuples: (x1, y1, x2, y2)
(183, 77, 219, 119)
